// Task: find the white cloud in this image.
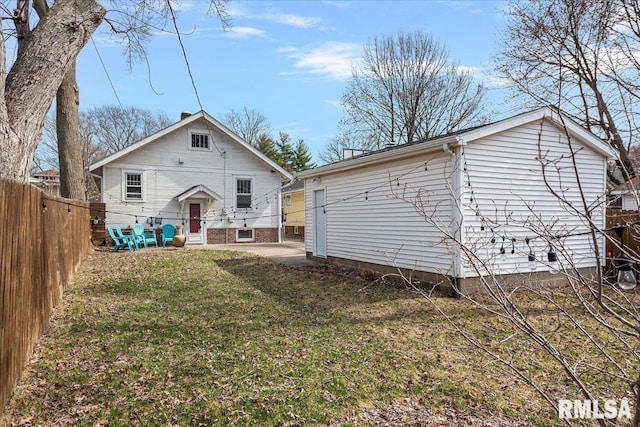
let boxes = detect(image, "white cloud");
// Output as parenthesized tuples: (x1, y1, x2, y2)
(270, 13, 323, 28)
(224, 26, 266, 39)
(458, 65, 511, 88)
(324, 99, 342, 108)
(229, 3, 323, 29)
(280, 42, 361, 81)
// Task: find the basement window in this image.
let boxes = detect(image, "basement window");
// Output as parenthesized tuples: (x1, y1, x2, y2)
(237, 229, 254, 242)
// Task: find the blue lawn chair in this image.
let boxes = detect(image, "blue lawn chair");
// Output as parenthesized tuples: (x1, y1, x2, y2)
(115, 226, 136, 250)
(161, 224, 176, 247)
(133, 224, 158, 248)
(107, 227, 134, 252)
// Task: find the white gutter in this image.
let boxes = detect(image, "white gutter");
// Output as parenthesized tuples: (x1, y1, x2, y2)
(297, 135, 460, 179)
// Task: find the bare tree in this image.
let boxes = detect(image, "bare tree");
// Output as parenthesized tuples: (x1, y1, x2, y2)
(496, 0, 640, 185)
(34, 105, 169, 199)
(338, 30, 486, 151)
(2, 0, 230, 193)
(223, 106, 272, 147)
(87, 105, 172, 153)
(0, 0, 105, 181)
(319, 122, 376, 164)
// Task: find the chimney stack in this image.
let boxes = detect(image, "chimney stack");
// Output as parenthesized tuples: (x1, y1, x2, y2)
(180, 111, 192, 120)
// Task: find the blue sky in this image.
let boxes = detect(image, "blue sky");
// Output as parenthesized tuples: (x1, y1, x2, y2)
(75, 0, 512, 162)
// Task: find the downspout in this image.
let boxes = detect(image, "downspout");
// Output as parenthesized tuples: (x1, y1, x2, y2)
(446, 137, 466, 298)
(277, 184, 283, 243)
(222, 151, 227, 244)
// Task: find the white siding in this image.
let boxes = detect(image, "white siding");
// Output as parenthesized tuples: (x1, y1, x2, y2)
(101, 117, 282, 234)
(459, 121, 607, 277)
(305, 118, 608, 280)
(622, 194, 639, 211)
(305, 153, 456, 274)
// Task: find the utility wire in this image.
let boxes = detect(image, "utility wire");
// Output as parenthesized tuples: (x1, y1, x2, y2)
(91, 36, 122, 107)
(166, 0, 224, 155)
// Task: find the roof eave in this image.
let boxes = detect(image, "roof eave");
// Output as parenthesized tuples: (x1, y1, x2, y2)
(296, 136, 457, 179)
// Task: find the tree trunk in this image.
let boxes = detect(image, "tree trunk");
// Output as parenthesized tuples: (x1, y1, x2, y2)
(56, 60, 85, 200)
(0, 0, 105, 181)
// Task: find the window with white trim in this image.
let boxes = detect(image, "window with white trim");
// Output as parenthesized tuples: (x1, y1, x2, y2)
(237, 229, 254, 241)
(285, 194, 292, 206)
(124, 171, 143, 201)
(236, 178, 252, 209)
(190, 132, 210, 150)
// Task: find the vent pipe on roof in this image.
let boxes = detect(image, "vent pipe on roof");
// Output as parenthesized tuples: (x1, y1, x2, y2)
(180, 111, 193, 120)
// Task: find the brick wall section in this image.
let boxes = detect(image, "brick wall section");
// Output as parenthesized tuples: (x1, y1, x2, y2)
(255, 228, 279, 243)
(207, 228, 279, 244)
(207, 228, 235, 244)
(284, 225, 305, 239)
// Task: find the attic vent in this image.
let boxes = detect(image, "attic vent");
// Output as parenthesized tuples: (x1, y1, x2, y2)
(181, 111, 193, 120)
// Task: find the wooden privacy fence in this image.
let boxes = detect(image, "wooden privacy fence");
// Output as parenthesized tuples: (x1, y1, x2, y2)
(0, 179, 90, 416)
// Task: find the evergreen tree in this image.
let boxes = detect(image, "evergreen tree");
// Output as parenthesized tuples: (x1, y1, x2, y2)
(255, 133, 278, 161)
(275, 132, 295, 171)
(291, 139, 314, 172)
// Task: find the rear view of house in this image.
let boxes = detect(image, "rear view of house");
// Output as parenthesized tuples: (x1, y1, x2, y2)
(90, 111, 292, 244)
(297, 108, 615, 294)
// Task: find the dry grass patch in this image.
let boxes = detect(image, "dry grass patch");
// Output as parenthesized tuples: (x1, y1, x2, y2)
(2, 249, 630, 426)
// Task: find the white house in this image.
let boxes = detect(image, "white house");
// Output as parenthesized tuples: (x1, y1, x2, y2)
(90, 111, 293, 245)
(609, 177, 640, 211)
(296, 108, 616, 295)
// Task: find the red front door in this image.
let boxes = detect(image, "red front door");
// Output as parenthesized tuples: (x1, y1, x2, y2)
(189, 204, 200, 233)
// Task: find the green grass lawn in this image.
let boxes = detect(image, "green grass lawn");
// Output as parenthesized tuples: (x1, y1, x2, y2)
(1, 249, 632, 426)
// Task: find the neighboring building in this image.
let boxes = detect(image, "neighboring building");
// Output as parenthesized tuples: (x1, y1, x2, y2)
(282, 180, 305, 239)
(297, 108, 615, 295)
(609, 177, 640, 211)
(89, 111, 293, 245)
(31, 169, 61, 197)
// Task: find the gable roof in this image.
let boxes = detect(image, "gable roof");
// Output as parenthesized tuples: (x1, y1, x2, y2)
(89, 110, 293, 180)
(297, 107, 617, 179)
(282, 180, 304, 193)
(611, 177, 640, 194)
(176, 184, 223, 202)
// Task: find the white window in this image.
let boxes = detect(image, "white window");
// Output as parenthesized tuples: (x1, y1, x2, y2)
(237, 229, 254, 241)
(236, 178, 252, 209)
(123, 171, 143, 201)
(285, 194, 292, 206)
(190, 131, 210, 150)
(294, 226, 299, 235)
